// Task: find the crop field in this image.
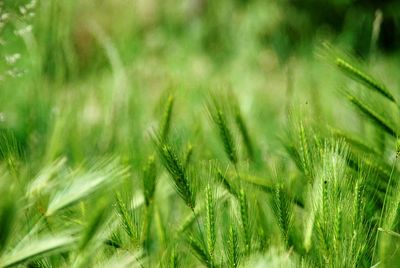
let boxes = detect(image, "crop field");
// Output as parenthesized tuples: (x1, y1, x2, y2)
(1, 1, 400, 267)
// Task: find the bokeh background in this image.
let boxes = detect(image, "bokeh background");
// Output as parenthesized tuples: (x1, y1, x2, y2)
(0, 0, 400, 164)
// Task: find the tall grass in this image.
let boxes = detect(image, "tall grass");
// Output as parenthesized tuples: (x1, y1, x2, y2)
(1, 1, 400, 267)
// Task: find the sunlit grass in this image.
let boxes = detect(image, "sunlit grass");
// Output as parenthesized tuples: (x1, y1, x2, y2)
(1, 1, 400, 267)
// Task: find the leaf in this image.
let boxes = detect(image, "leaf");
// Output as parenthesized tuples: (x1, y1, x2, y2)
(142, 155, 157, 207)
(159, 95, 174, 142)
(330, 128, 379, 155)
(46, 160, 127, 216)
(0, 235, 76, 267)
(79, 205, 109, 251)
(97, 251, 143, 268)
(188, 235, 213, 267)
(378, 228, 400, 238)
(233, 101, 255, 161)
(347, 94, 397, 138)
(0, 199, 16, 254)
(336, 58, 395, 103)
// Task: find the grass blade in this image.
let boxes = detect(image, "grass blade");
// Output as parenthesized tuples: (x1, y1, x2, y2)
(159, 95, 174, 142)
(46, 159, 127, 216)
(208, 97, 238, 165)
(347, 94, 397, 137)
(142, 155, 157, 207)
(0, 199, 16, 254)
(336, 58, 395, 103)
(187, 234, 213, 268)
(378, 228, 400, 239)
(0, 235, 76, 267)
(233, 102, 255, 161)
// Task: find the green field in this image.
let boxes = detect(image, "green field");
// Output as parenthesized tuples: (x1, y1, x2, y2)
(1, 1, 400, 267)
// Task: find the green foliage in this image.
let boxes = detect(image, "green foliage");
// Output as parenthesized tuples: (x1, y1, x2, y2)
(0, 235, 76, 267)
(160, 96, 174, 142)
(232, 99, 255, 162)
(208, 97, 238, 166)
(169, 248, 179, 268)
(115, 192, 138, 242)
(336, 58, 395, 103)
(0, 196, 16, 254)
(46, 159, 127, 216)
(1, 1, 400, 267)
(188, 234, 214, 268)
(271, 184, 293, 247)
(142, 155, 157, 207)
(238, 188, 251, 254)
(205, 185, 216, 258)
(346, 94, 397, 137)
(154, 137, 196, 210)
(226, 225, 240, 268)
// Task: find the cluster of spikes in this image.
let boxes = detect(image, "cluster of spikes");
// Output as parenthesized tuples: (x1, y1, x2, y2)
(1, 52, 400, 267)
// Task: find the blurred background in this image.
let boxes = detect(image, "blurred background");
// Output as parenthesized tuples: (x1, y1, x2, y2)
(0, 0, 400, 165)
